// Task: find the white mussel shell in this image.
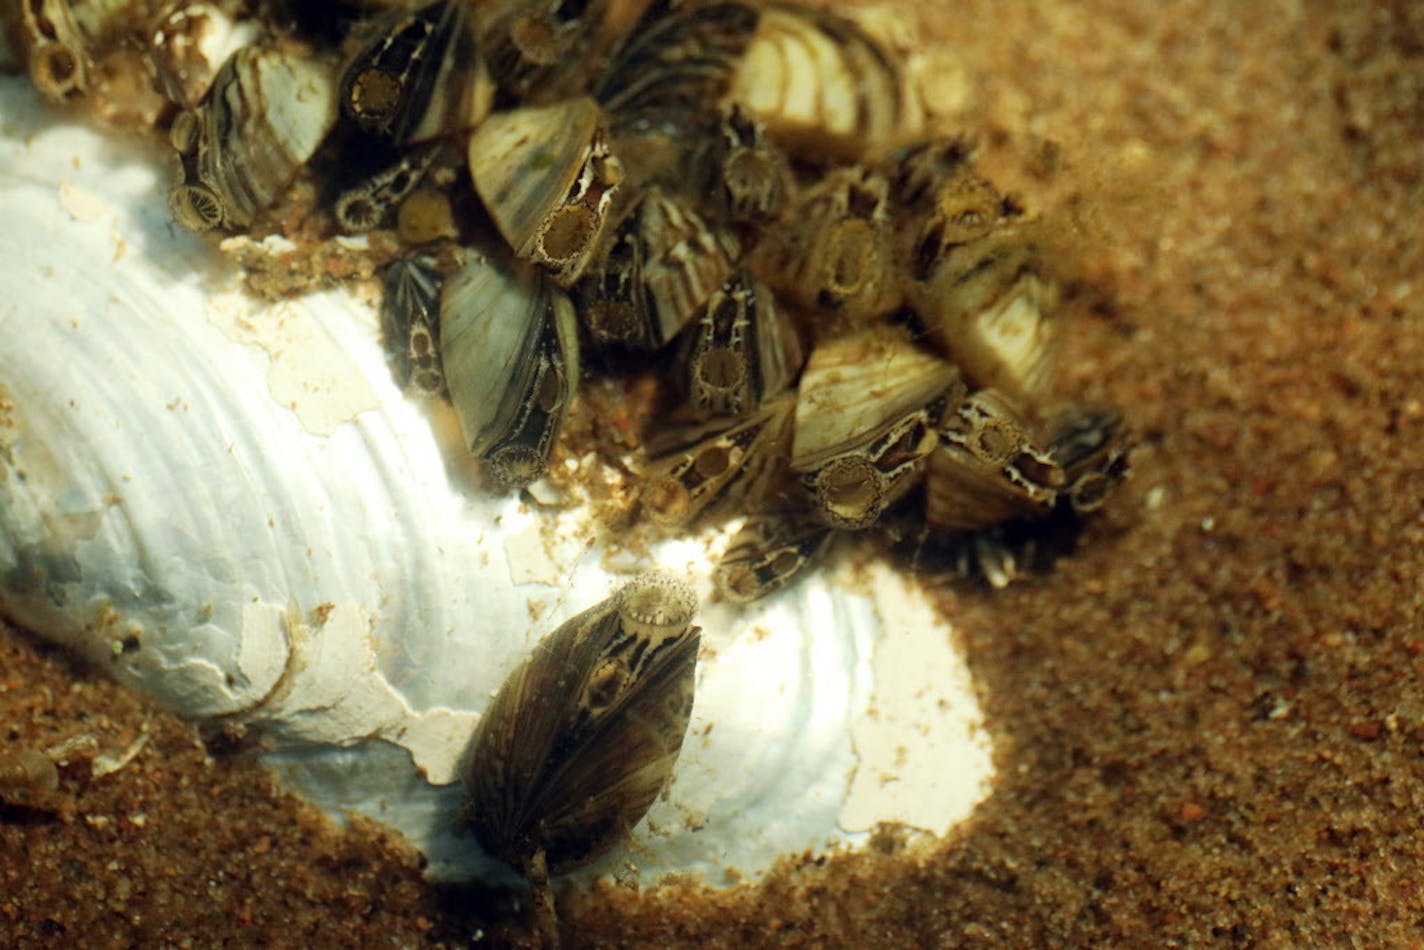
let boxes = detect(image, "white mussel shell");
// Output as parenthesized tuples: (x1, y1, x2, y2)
(0, 77, 993, 887)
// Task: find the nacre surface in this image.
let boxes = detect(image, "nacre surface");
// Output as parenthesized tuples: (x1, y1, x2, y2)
(0, 78, 993, 884)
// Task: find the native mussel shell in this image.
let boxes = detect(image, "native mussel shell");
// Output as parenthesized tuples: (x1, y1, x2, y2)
(731, 2, 923, 162)
(339, 0, 493, 144)
(462, 573, 700, 876)
(792, 328, 963, 529)
(168, 44, 339, 231)
(440, 249, 580, 488)
(577, 185, 740, 350)
(468, 96, 622, 284)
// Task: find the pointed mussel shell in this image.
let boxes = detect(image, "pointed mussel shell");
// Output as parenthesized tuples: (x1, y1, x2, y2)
(467, 96, 622, 284)
(440, 248, 580, 488)
(168, 44, 339, 231)
(462, 573, 700, 876)
(792, 327, 963, 529)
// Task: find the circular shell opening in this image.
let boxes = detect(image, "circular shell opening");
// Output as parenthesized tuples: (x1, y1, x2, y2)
(37, 45, 81, 98)
(349, 69, 401, 122)
(825, 220, 877, 296)
(538, 206, 597, 265)
(487, 444, 544, 488)
(695, 347, 746, 394)
(641, 477, 692, 526)
(169, 183, 224, 231)
(510, 14, 563, 66)
(616, 574, 697, 631)
(815, 456, 885, 529)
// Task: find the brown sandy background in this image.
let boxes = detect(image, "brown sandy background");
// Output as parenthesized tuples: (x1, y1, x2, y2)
(4, 0, 1423, 945)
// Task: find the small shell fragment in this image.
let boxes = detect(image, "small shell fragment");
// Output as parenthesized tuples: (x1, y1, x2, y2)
(731, 2, 922, 162)
(168, 45, 339, 231)
(468, 96, 622, 284)
(147, 2, 262, 111)
(462, 573, 700, 875)
(440, 249, 580, 487)
(339, 0, 493, 143)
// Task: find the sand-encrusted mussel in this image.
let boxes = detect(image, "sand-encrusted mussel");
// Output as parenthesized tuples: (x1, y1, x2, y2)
(467, 96, 622, 284)
(730, 2, 923, 162)
(168, 44, 339, 231)
(440, 249, 580, 488)
(463, 573, 700, 941)
(339, 0, 493, 144)
(791, 328, 963, 530)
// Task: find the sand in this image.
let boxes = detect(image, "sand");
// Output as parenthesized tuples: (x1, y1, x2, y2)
(4, 0, 1423, 946)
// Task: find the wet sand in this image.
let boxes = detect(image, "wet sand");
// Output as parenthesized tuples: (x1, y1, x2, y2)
(4, 0, 1423, 945)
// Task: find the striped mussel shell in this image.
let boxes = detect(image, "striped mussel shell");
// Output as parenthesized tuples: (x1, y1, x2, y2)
(168, 43, 339, 231)
(791, 327, 963, 529)
(11, 0, 149, 103)
(698, 104, 793, 228)
(339, 0, 494, 144)
(758, 164, 902, 327)
(1043, 405, 1133, 515)
(463, 573, 700, 876)
(577, 185, 740, 350)
(885, 137, 1014, 277)
(640, 393, 796, 528)
(926, 389, 1065, 532)
(730, 1, 923, 162)
(679, 270, 803, 419)
(440, 248, 580, 488)
(905, 223, 1061, 402)
(147, 2, 262, 111)
(380, 255, 445, 396)
(477, 0, 610, 104)
(467, 96, 622, 284)
(714, 510, 833, 604)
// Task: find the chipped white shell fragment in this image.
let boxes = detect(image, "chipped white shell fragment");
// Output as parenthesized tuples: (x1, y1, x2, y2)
(0, 79, 992, 884)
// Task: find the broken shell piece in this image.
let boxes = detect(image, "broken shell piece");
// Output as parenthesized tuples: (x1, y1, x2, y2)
(467, 96, 622, 284)
(715, 511, 833, 604)
(791, 329, 962, 529)
(758, 165, 901, 325)
(578, 186, 739, 350)
(440, 249, 580, 488)
(381, 256, 445, 396)
(168, 44, 339, 231)
(680, 270, 803, 419)
(641, 394, 796, 528)
(340, 0, 493, 143)
(462, 573, 700, 876)
(731, 2, 922, 162)
(926, 389, 1064, 532)
(907, 224, 1060, 402)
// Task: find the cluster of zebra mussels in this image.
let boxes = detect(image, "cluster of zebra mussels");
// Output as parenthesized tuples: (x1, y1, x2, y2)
(10, 0, 1132, 919)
